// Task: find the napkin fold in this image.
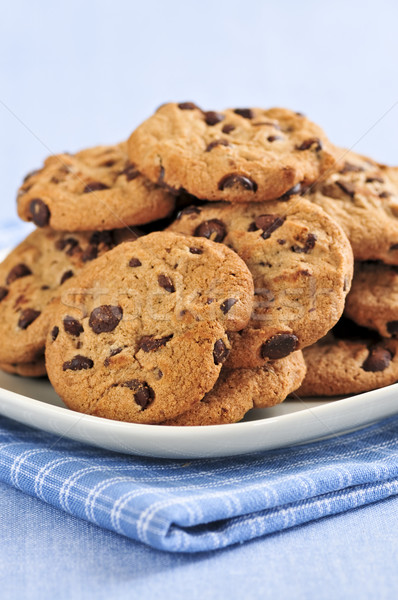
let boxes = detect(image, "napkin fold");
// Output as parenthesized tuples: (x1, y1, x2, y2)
(1, 414, 398, 552)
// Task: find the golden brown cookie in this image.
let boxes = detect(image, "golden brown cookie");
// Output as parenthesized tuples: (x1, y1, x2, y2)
(345, 262, 398, 337)
(163, 350, 306, 426)
(0, 227, 138, 364)
(305, 149, 398, 264)
(45, 232, 254, 424)
(168, 197, 353, 367)
(128, 103, 338, 203)
(17, 142, 175, 231)
(0, 359, 46, 378)
(298, 319, 398, 396)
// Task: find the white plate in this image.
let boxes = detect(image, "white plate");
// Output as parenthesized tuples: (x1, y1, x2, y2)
(0, 371, 397, 458)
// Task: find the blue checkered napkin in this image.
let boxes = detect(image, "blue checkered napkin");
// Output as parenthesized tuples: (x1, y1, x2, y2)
(1, 414, 398, 553)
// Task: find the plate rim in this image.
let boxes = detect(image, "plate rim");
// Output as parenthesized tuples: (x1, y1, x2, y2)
(0, 378, 397, 439)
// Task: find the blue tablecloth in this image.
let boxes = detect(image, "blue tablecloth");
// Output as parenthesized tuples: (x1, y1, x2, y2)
(2, 478, 398, 600)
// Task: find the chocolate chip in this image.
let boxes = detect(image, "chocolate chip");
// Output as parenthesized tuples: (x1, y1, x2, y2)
(260, 333, 298, 360)
(41, 285, 50, 290)
(379, 191, 391, 199)
(51, 326, 59, 341)
(336, 181, 356, 198)
(55, 237, 80, 256)
(279, 183, 302, 200)
(60, 270, 74, 285)
(89, 305, 123, 334)
(248, 214, 286, 239)
(138, 334, 173, 352)
(18, 308, 41, 330)
(83, 182, 109, 193)
(390, 244, 398, 251)
(291, 233, 317, 254)
(366, 176, 384, 184)
(29, 199, 51, 227)
(205, 139, 231, 152)
(267, 135, 283, 142)
(0, 287, 8, 302)
(122, 380, 154, 409)
(63, 355, 94, 371)
(176, 206, 202, 219)
(204, 111, 225, 126)
(339, 162, 364, 174)
(63, 316, 84, 336)
(189, 247, 203, 254)
(222, 124, 235, 134)
(104, 347, 123, 366)
(296, 138, 323, 151)
(178, 102, 199, 110)
(120, 162, 140, 181)
(194, 219, 227, 243)
(158, 274, 175, 293)
(129, 257, 142, 267)
(218, 174, 258, 192)
(362, 345, 393, 372)
(101, 159, 116, 168)
(234, 108, 254, 119)
(220, 298, 237, 314)
(213, 339, 229, 365)
(387, 321, 398, 336)
(6, 264, 32, 285)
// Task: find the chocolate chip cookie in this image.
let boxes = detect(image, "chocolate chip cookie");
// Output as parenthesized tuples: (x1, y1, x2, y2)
(17, 142, 175, 231)
(0, 227, 138, 365)
(45, 232, 254, 424)
(0, 359, 46, 378)
(305, 149, 398, 264)
(163, 350, 306, 426)
(298, 318, 398, 396)
(345, 262, 398, 338)
(168, 197, 353, 367)
(128, 103, 338, 203)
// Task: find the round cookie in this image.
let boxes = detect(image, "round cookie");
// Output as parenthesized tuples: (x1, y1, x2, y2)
(345, 262, 398, 338)
(163, 350, 306, 426)
(17, 142, 175, 231)
(128, 103, 338, 203)
(0, 359, 46, 378)
(305, 149, 398, 264)
(45, 232, 254, 424)
(298, 319, 398, 396)
(168, 197, 353, 367)
(0, 227, 138, 364)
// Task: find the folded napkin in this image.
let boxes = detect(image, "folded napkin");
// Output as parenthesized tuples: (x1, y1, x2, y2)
(1, 414, 398, 552)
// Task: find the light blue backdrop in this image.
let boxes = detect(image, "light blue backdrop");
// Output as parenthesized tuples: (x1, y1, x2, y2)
(1, 0, 398, 225)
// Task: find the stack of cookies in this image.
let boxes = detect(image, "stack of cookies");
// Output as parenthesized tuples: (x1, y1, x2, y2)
(0, 102, 395, 425)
